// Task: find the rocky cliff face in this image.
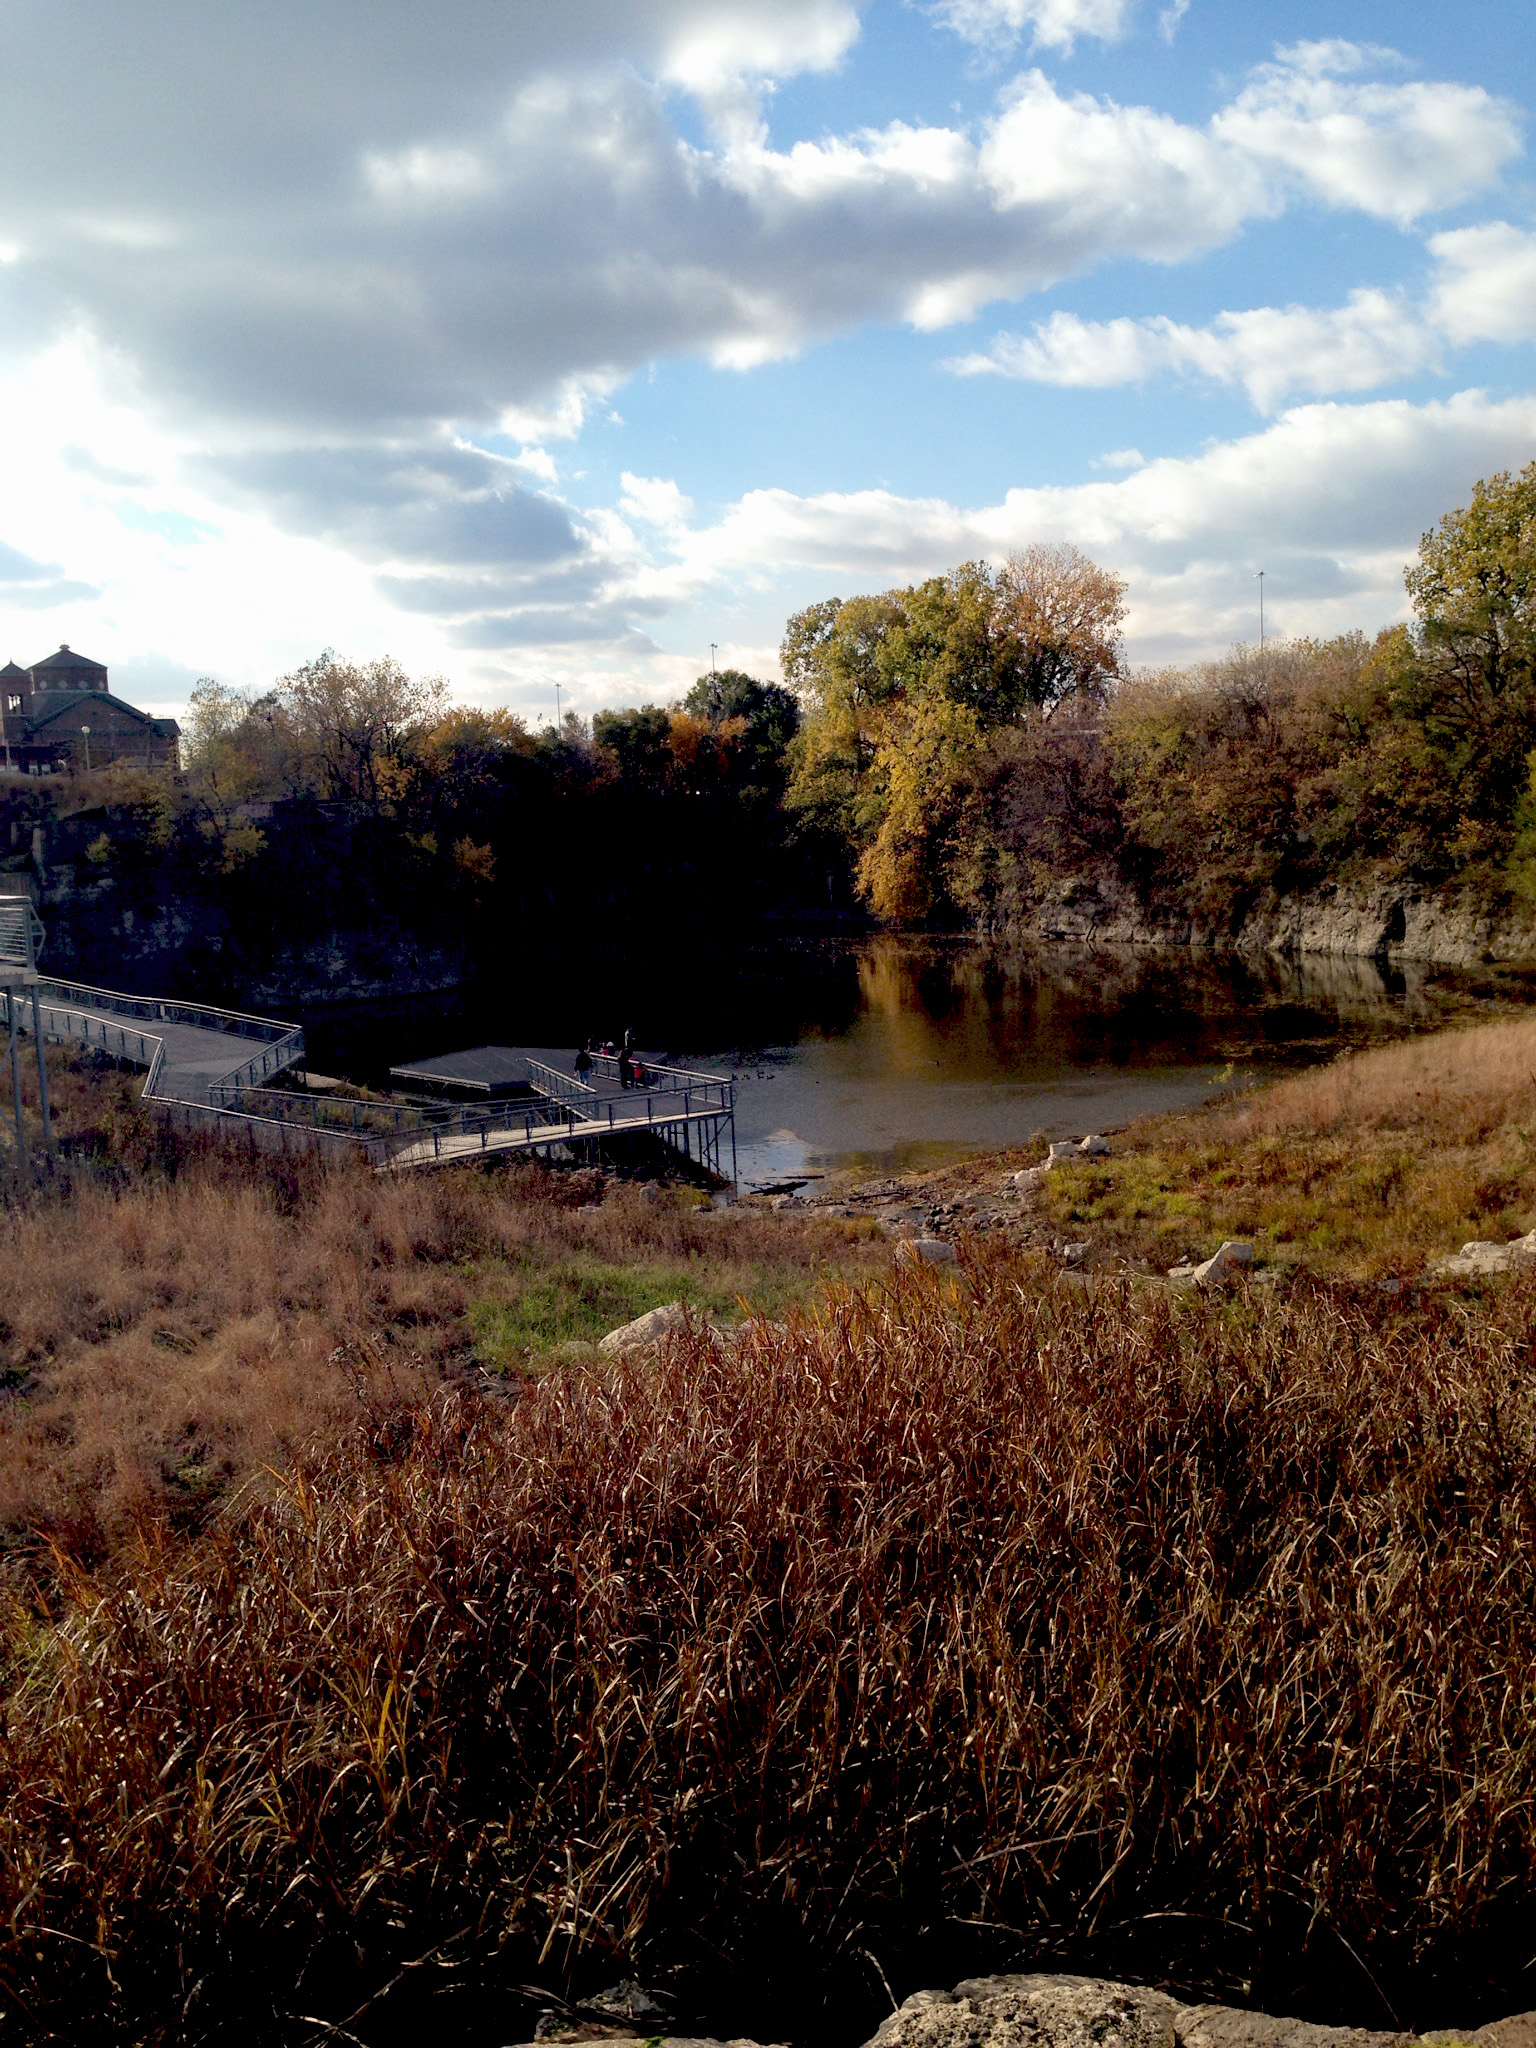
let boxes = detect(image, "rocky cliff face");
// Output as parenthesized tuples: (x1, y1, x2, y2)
(1009, 878, 1536, 968)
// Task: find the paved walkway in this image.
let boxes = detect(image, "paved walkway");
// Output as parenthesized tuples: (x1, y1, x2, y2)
(26, 988, 299, 1104)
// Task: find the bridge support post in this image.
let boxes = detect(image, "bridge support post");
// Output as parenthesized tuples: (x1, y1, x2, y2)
(29, 984, 51, 1154)
(4, 990, 25, 1176)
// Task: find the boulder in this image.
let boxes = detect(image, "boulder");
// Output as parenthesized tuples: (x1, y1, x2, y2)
(1174, 2004, 1408, 2048)
(598, 1300, 688, 1353)
(1169, 1241, 1255, 1290)
(860, 1976, 1536, 2048)
(1061, 1241, 1092, 1266)
(1078, 1134, 1111, 1156)
(1011, 1167, 1045, 1192)
(900, 1237, 958, 1266)
(1431, 1230, 1536, 1279)
(1044, 1142, 1080, 1170)
(516, 2037, 780, 2048)
(863, 1974, 1178, 2048)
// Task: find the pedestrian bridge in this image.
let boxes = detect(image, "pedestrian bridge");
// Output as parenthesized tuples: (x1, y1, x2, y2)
(14, 969, 732, 1180)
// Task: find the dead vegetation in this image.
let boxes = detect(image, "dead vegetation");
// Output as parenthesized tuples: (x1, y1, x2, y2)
(5, 1254, 1536, 2043)
(0, 1049, 882, 1556)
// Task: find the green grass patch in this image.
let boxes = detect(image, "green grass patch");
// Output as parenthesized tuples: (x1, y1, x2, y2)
(467, 1251, 829, 1373)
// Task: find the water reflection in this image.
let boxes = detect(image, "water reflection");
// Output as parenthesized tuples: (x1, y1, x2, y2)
(672, 937, 1458, 1190)
(303, 934, 1485, 1193)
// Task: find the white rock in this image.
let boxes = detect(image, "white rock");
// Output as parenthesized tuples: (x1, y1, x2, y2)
(1061, 1241, 1091, 1266)
(1190, 1240, 1255, 1290)
(1011, 1167, 1045, 1192)
(1044, 1142, 1079, 1170)
(599, 1300, 689, 1354)
(862, 1974, 1177, 2048)
(1077, 1134, 1110, 1156)
(900, 1237, 958, 1266)
(1432, 1233, 1536, 1279)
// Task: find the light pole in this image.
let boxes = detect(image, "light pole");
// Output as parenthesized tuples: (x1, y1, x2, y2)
(710, 642, 717, 678)
(80, 724, 91, 771)
(1255, 570, 1266, 650)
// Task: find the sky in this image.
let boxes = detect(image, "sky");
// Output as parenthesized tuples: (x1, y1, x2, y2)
(0, 1, 1533, 724)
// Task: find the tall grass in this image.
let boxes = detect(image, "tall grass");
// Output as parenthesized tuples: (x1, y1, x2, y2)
(6, 1252, 1536, 2043)
(0, 1058, 880, 1554)
(1040, 1007, 1536, 1274)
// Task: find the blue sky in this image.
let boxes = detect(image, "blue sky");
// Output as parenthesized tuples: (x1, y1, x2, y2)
(0, 0, 1532, 720)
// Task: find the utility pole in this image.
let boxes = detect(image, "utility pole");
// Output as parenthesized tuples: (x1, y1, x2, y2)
(710, 643, 717, 679)
(1255, 570, 1266, 650)
(553, 681, 562, 733)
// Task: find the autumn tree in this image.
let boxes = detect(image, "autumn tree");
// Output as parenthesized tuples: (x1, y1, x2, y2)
(998, 543, 1127, 713)
(1400, 460, 1536, 864)
(280, 652, 447, 810)
(783, 550, 1126, 919)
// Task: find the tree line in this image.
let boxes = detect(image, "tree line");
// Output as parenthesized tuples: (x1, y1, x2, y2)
(9, 459, 1536, 1001)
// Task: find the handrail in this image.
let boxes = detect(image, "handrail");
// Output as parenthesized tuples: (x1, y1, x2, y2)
(528, 1057, 597, 1106)
(584, 1048, 730, 1093)
(31, 975, 299, 1044)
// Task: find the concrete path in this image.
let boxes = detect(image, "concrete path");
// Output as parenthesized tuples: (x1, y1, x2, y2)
(24, 989, 299, 1105)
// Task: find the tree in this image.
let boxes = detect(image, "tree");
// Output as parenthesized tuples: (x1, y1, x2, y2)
(681, 668, 799, 793)
(280, 653, 446, 810)
(1400, 461, 1536, 856)
(997, 543, 1126, 714)
(593, 705, 672, 789)
(781, 551, 1125, 917)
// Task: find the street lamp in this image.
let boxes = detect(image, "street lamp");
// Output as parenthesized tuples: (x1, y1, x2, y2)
(80, 724, 91, 771)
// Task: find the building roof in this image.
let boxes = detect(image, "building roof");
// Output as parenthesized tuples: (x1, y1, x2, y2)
(27, 690, 158, 733)
(0, 662, 28, 683)
(30, 643, 107, 679)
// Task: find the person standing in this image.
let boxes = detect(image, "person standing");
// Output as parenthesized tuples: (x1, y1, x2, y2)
(575, 1042, 593, 1080)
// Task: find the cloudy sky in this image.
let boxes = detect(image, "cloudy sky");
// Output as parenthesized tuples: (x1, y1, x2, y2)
(0, 0, 1533, 720)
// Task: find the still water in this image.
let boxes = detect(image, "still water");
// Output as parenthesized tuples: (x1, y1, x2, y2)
(672, 938, 1485, 1190)
(310, 935, 1498, 1193)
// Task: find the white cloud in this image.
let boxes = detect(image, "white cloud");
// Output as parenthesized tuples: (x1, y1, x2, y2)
(1156, 1, 1189, 45)
(1212, 41, 1522, 226)
(1096, 447, 1146, 469)
(928, 0, 1135, 56)
(953, 289, 1441, 411)
(620, 473, 696, 528)
(952, 222, 1536, 412)
(654, 388, 1536, 662)
(0, 12, 1524, 678)
(1428, 222, 1536, 346)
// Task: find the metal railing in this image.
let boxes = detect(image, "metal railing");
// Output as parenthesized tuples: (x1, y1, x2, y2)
(583, 1048, 732, 1097)
(27, 979, 305, 1110)
(527, 1057, 596, 1107)
(0, 897, 43, 972)
(30, 975, 298, 1046)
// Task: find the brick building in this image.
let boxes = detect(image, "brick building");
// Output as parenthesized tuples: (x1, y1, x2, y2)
(0, 645, 180, 773)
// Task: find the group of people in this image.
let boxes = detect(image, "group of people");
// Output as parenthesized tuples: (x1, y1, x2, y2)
(574, 1030, 646, 1089)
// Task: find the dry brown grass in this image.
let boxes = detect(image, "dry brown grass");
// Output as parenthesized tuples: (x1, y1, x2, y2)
(0, 1051, 883, 1555)
(1036, 1008, 1536, 1277)
(4, 1253, 1536, 2044)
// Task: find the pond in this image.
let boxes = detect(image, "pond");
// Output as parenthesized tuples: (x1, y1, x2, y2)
(307, 934, 1506, 1192)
